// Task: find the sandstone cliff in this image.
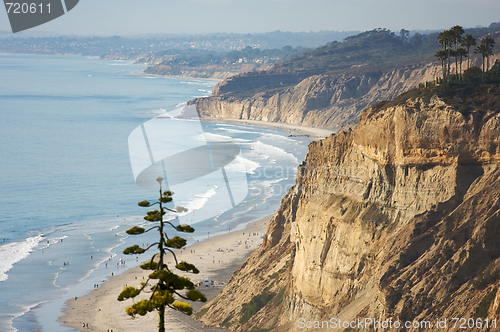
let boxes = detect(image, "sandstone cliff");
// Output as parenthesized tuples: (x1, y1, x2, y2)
(196, 84, 500, 331)
(191, 55, 500, 131)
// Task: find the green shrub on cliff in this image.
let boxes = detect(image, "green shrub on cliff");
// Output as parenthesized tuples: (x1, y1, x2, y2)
(239, 290, 276, 324)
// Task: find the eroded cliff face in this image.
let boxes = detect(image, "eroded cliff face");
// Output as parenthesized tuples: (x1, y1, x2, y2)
(196, 92, 500, 331)
(210, 70, 325, 95)
(191, 55, 500, 131)
(192, 64, 441, 130)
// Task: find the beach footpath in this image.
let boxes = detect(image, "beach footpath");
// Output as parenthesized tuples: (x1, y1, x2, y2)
(58, 215, 271, 331)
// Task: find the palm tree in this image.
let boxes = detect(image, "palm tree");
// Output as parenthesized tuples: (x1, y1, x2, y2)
(475, 43, 487, 72)
(483, 36, 495, 70)
(475, 38, 495, 71)
(438, 30, 453, 79)
(451, 25, 465, 76)
(456, 47, 468, 80)
(474, 38, 494, 82)
(461, 33, 476, 69)
(435, 49, 448, 81)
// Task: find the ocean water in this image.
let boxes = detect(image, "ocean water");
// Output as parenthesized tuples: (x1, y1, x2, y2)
(0, 54, 310, 331)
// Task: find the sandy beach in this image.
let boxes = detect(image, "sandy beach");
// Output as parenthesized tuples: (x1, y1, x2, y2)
(203, 118, 336, 141)
(58, 215, 272, 332)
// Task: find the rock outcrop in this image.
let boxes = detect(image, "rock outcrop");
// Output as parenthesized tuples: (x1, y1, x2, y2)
(196, 87, 500, 331)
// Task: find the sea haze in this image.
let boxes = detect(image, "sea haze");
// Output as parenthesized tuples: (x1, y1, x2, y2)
(0, 54, 310, 331)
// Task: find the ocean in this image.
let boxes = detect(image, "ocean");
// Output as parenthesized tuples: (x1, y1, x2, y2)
(0, 54, 310, 331)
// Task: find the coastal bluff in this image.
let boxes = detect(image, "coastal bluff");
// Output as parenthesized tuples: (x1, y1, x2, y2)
(195, 85, 500, 331)
(190, 64, 438, 130)
(190, 56, 500, 131)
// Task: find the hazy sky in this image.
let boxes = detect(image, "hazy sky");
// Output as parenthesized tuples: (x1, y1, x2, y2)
(1, 0, 499, 36)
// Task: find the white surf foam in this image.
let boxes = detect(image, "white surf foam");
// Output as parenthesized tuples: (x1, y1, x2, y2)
(108, 62, 134, 66)
(38, 235, 68, 250)
(0, 235, 43, 282)
(214, 123, 237, 127)
(224, 155, 260, 174)
(253, 178, 291, 198)
(179, 188, 218, 216)
(203, 132, 250, 144)
(245, 141, 299, 164)
(214, 127, 256, 134)
(260, 132, 295, 143)
(182, 81, 208, 85)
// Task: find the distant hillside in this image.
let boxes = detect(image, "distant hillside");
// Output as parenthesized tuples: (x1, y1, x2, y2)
(136, 45, 312, 80)
(135, 29, 439, 80)
(274, 23, 500, 75)
(272, 28, 440, 74)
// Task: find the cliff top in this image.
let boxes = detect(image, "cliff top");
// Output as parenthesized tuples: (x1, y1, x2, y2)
(272, 25, 500, 76)
(369, 74, 500, 120)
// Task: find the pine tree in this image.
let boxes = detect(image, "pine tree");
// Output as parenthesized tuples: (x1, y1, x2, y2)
(117, 177, 206, 332)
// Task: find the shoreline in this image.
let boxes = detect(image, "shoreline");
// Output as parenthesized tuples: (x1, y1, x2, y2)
(137, 71, 224, 83)
(58, 215, 272, 332)
(202, 117, 336, 141)
(52, 98, 333, 331)
(49, 110, 326, 332)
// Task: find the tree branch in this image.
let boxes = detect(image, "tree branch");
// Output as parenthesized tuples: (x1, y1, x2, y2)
(138, 277, 152, 292)
(147, 253, 158, 270)
(145, 242, 160, 251)
(173, 290, 190, 301)
(165, 247, 179, 265)
(149, 283, 158, 300)
(144, 226, 160, 233)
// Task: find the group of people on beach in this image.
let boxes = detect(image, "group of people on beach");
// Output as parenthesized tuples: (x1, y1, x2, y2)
(80, 322, 113, 331)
